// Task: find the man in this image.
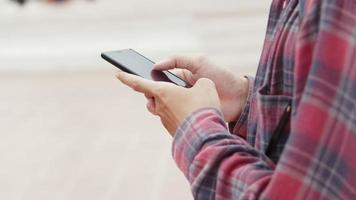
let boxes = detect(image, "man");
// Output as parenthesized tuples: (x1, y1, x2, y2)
(117, 0, 356, 199)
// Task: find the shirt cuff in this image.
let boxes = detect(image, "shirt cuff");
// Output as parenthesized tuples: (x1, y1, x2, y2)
(172, 107, 228, 180)
(228, 76, 254, 137)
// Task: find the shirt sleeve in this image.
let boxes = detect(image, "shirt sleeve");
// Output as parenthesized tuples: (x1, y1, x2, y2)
(172, 1, 356, 199)
(172, 108, 276, 200)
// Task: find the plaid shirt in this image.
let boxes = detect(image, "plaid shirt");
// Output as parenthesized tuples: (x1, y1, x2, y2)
(172, 0, 356, 199)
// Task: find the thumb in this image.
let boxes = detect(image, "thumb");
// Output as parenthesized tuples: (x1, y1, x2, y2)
(153, 59, 175, 71)
(146, 97, 156, 115)
(193, 78, 216, 90)
(193, 78, 221, 110)
(154, 56, 198, 73)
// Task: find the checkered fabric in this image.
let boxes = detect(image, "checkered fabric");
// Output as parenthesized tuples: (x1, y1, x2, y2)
(172, 0, 356, 199)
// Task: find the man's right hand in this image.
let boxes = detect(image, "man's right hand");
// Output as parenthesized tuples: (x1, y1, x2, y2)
(154, 56, 249, 123)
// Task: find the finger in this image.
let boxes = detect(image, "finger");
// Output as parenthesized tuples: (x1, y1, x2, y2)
(170, 69, 185, 79)
(153, 59, 174, 70)
(169, 69, 196, 86)
(193, 78, 220, 109)
(146, 98, 156, 114)
(154, 56, 198, 73)
(116, 71, 156, 95)
(144, 93, 154, 100)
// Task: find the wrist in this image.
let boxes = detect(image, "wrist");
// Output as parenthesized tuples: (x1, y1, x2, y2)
(228, 75, 249, 122)
(238, 77, 249, 115)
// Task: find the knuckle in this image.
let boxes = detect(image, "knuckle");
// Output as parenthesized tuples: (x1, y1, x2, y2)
(196, 78, 216, 89)
(195, 54, 208, 64)
(131, 81, 140, 91)
(206, 78, 216, 86)
(171, 55, 182, 65)
(171, 55, 180, 61)
(199, 77, 213, 84)
(153, 86, 166, 97)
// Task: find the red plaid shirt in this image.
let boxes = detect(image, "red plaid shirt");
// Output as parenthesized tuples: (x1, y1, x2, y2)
(172, 0, 356, 199)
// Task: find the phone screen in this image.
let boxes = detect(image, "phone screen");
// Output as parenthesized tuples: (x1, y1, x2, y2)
(101, 49, 189, 88)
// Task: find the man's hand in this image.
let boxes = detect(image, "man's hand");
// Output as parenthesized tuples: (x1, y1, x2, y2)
(154, 56, 249, 122)
(116, 71, 221, 136)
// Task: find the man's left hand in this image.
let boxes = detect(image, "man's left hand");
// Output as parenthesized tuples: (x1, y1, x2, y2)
(116, 71, 221, 136)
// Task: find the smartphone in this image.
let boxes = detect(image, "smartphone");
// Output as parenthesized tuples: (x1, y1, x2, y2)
(101, 49, 190, 88)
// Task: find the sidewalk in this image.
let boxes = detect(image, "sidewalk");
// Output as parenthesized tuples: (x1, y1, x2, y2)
(0, 70, 192, 200)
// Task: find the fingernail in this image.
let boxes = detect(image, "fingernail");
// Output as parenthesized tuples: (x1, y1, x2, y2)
(153, 63, 160, 69)
(116, 72, 125, 82)
(154, 59, 168, 66)
(116, 71, 123, 78)
(155, 60, 164, 65)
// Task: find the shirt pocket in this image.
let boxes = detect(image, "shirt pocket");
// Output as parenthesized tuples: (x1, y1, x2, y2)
(255, 85, 292, 162)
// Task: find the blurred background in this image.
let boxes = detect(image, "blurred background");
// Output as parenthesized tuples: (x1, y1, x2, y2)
(0, 0, 270, 199)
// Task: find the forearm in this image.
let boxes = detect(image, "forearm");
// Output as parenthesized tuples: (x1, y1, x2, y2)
(172, 108, 275, 200)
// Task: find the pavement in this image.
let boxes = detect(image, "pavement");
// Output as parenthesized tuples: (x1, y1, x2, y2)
(0, 70, 193, 200)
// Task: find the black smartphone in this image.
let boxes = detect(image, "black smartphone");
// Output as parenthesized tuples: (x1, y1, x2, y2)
(101, 49, 190, 88)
